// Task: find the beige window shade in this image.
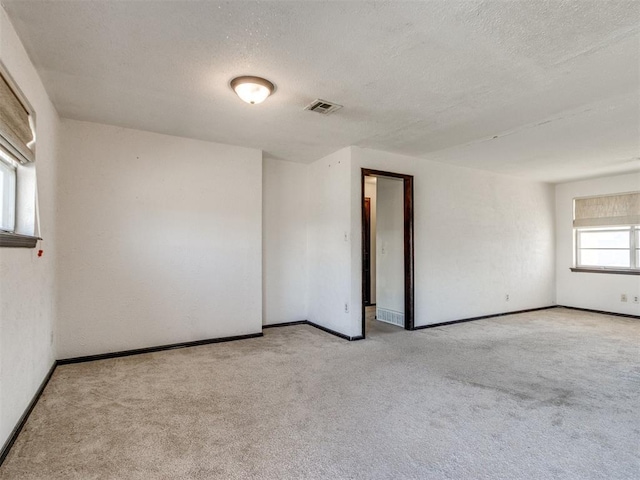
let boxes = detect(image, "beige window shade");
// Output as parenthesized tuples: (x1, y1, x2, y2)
(0, 71, 35, 163)
(574, 192, 640, 227)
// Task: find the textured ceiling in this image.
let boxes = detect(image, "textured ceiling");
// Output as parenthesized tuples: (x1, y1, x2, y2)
(3, 0, 639, 182)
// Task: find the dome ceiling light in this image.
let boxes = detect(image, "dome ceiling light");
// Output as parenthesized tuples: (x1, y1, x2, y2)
(230, 76, 275, 105)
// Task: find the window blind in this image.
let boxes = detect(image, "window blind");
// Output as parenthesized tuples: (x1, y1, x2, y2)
(573, 192, 640, 227)
(0, 71, 35, 163)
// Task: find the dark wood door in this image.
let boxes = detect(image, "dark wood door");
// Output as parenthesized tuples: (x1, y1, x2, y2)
(363, 197, 371, 306)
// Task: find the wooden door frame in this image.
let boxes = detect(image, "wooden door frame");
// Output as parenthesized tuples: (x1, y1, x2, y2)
(363, 197, 372, 306)
(361, 168, 415, 337)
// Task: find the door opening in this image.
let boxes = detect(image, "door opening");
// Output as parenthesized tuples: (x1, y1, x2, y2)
(361, 169, 414, 338)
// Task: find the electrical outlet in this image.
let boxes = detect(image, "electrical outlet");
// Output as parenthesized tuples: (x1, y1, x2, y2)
(621, 294, 627, 302)
(505, 294, 510, 302)
(344, 303, 349, 313)
(633, 295, 639, 304)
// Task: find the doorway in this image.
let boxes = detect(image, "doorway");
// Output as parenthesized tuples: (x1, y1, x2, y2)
(361, 169, 414, 338)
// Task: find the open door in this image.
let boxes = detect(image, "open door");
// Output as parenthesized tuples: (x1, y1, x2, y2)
(361, 169, 414, 338)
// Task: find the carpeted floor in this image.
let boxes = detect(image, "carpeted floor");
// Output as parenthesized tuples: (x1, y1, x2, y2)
(1, 307, 638, 479)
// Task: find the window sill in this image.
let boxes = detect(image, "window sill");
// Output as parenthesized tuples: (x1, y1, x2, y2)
(0, 231, 40, 248)
(570, 267, 640, 276)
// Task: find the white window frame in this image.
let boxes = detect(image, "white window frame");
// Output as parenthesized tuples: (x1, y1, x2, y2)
(0, 150, 17, 233)
(574, 226, 639, 272)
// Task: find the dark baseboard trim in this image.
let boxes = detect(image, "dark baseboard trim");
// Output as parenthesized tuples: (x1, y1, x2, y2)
(557, 305, 640, 320)
(0, 361, 57, 467)
(263, 320, 363, 341)
(262, 320, 308, 329)
(307, 321, 364, 341)
(412, 305, 558, 330)
(58, 332, 263, 365)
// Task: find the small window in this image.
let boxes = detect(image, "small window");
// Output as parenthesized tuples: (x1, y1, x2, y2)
(572, 192, 640, 273)
(0, 152, 17, 232)
(575, 227, 637, 270)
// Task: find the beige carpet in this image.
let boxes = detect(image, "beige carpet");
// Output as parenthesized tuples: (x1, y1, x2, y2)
(1, 307, 638, 479)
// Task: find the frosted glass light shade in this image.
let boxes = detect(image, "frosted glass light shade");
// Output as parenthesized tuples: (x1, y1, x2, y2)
(230, 76, 275, 104)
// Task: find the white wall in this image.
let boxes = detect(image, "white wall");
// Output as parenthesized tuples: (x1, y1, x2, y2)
(375, 177, 404, 314)
(350, 147, 556, 334)
(306, 148, 353, 334)
(0, 6, 59, 450)
(364, 178, 376, 304)
(556, 172, 640, 315)
(306, 146, 555, 338)
(263, 157, 308, 325)
(56, 119, 262, 358)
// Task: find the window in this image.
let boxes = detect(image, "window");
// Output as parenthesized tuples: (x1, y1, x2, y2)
(573, 192, 640, 274)
(0, 65, 38, 247)
(0, 152, 17, 232)
(575, 227, 638, 270)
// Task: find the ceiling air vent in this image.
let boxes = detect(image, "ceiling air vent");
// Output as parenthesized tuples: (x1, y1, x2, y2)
(304, 99, 343, 115)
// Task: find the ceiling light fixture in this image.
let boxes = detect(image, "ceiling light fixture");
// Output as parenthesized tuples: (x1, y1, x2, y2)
(230, 76, 275, 105)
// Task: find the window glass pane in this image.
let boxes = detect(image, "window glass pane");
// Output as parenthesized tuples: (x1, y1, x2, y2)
(579, 249, 630, 268)
(579, 230, 630, 249)
(0, 158, 16, 231)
